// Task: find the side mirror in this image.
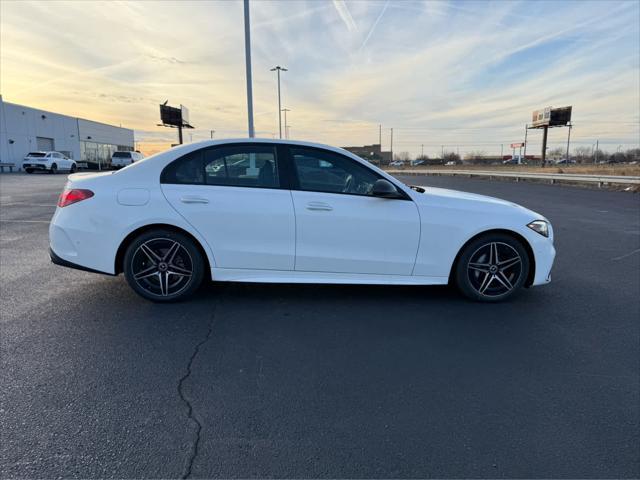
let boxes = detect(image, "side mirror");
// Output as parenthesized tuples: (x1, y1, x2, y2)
(372, 179, 402, 198)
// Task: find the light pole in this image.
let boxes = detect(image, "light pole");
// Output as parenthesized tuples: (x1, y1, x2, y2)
(210, 130, 215, 139)
(270, 65, 288, 138)
(243, 0, 254, 137)
(281, 108, 291, 139)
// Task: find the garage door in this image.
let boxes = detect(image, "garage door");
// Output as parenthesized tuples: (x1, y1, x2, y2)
(36, 137, 54, 151)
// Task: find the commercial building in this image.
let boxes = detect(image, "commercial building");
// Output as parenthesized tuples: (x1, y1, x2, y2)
(0, 96, 134, 168)
(343, 143, 392, 165)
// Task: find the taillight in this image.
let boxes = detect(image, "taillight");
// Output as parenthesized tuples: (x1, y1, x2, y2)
(57, 189, 94, 207)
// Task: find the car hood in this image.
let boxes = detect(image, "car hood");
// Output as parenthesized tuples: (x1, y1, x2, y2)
(411, 186, 547, 221)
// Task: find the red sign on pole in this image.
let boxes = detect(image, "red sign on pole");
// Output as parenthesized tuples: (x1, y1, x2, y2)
(510, 142, 525, 148)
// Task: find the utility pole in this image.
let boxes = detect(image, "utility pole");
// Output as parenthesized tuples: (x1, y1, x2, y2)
(210, 130, 215, 139)
(523, 124, 528, 160)
(595, 139, 599, 164)
(270, 65, 288, 138)
(421, 144, 424, 157)
(282, 108, 291, 139)
(379, 124, 382, 147)
(565, 122, 572, 162)
(390, 128, 394, 161)
(441, 145, 444, 159)
(243, 0, 254, 137)
(501, 144, 504, 158)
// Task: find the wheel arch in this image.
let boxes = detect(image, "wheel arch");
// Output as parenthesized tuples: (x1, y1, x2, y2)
(114, 223, 212, 279)
(449, 228, 536, 287)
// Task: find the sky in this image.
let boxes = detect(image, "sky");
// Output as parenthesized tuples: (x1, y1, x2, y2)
(1, 0, 639, 158)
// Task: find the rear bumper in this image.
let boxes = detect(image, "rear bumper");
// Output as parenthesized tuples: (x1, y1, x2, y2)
(23, 163, 50, 170)
(49, 247, 115, 276)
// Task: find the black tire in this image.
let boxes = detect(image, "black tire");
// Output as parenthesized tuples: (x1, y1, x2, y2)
(70, 163, 77, 173)
(123, 229, 205, 302)
(49, 163, 57, 174)
(25, 168, 33, 174)
(454, 233, 530, 302)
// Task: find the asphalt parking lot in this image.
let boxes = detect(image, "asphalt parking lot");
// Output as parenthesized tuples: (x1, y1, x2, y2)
(1, 172, 638, 478)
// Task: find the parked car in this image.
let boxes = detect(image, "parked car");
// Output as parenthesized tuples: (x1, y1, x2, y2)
(23, 151, 77, 174)
(554, 159, 575, 165)
(445, 161, 457, 166)
(411, 159, 426, 166)
(111, 151, 144, 168)
(49, 139, 555, 303)
(389, 160, 404, 167)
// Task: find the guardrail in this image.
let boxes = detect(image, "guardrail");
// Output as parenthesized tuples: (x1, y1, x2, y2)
(385, 169, 640, 187)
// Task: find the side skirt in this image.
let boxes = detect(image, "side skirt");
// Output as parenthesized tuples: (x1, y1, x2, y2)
(211, 267, 448, 285)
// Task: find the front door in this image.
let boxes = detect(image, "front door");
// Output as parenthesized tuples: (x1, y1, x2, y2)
(287, 146, 421, 275)
(161, 144, 295, 270)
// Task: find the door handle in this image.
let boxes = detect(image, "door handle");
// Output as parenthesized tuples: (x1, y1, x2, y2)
(306, 201, 332, 211)
(180, 196, 209, 204)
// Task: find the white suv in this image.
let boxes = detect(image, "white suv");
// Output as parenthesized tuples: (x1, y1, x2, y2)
(111, 151, 144, 168)
(23, 152, 77, 174)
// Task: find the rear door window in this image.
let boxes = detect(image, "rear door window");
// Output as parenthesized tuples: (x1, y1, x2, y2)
(161, 144, 280, 189)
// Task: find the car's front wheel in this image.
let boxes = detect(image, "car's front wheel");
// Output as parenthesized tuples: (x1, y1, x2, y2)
(25, 168, 33, 174)
(70, 163, 77, 173)
(455, 233, 530, 302)
(49, 163, 57, 174)
(123, 229, 205, 302)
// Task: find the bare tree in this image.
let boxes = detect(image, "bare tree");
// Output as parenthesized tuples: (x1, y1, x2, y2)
(394, 151, 412, 161)
(443, 152, 461, 164)
(573, 146, 592, 164)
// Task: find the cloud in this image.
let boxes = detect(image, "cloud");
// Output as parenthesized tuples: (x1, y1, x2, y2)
(332, 0, 358, 32)
(0, 0, 637, 157)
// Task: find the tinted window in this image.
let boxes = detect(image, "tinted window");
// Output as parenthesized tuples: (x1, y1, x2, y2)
(161, 145, 279, 188)
(161, 150, 205, 184)
(290, 147, 380, 195)
(113, 152, 131, 158)
(27, 152, 46, 157)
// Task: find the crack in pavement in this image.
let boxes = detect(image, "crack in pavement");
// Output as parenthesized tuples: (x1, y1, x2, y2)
(177, 299, 220, 479)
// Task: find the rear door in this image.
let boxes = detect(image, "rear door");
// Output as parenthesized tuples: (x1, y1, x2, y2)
(287, 146, 421, 275)
(160, 143, 295, 270)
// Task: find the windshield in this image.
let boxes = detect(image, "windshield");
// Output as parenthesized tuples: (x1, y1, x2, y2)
(112, 152, 131, 158)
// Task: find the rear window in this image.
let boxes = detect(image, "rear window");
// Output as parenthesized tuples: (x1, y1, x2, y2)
(113, 152, 132, 158)
(27, 152, 46, 157)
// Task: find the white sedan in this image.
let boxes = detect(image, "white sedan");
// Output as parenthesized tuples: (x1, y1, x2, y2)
(23, 151, 77, 174)
(49, 139, 555, 302)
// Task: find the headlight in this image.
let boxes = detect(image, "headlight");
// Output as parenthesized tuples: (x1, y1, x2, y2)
(527, 220, 549, 237)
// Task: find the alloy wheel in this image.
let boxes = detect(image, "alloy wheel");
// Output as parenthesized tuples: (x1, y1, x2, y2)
(467, 241, 523, 297)
(130, 238, 193, 297)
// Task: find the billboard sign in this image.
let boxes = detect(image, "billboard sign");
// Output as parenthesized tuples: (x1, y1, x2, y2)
(531, 106, 572, 128)
(549, 106, 572, 126)
(510, 142, 525, 148)
(180, 105, 190, 126)
(160, 104, 183, 127)
(531, 106, 552, 127)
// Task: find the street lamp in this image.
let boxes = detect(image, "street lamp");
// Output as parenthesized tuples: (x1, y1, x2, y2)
(281, 108, 291, 139)
(243, 0, 255, 137)
(270, 65, 288, 138)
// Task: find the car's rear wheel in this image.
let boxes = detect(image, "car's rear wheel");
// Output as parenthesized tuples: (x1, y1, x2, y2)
(455, 233, 529, 302)
(25, 168, 33, 174)
(123, 229, 205, 302)
(49, 163, 57, 174)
